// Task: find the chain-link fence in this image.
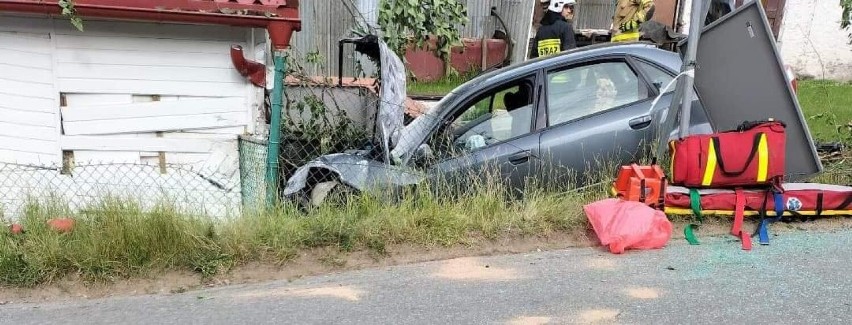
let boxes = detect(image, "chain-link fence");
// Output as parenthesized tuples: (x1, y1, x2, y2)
(239, 135, 269, 212)
(0, 160, 242, 221)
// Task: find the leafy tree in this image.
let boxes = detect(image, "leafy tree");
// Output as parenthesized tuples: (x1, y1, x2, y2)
(377, 0, 469, 77)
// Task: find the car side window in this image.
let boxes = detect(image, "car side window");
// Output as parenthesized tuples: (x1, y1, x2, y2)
(430, 80, 535, 158)
(546, 61, 649, 126)
(635, 60, 675, 93)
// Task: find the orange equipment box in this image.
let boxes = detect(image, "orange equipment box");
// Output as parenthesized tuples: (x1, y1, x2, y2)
(612, 164, 667, 208)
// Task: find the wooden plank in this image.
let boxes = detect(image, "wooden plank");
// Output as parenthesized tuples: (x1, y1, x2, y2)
(163, 152, 212, 167)
(0, 122, 57, 141)
(169, 126, 246, 136)
(0, 63, 54, 84)
(63, 94, 133, 107)
(0, 93, 55, 112)
(0, 15, 53, 34)
(0, 49, 52, 70)
(56, 63, 241, 83)
(0, 79, 55, 99)
(0, 107, 56, 127)
(73, 150, 141, 164)
(62, 112, 248, 135)
(0, 135, 58, 155)
(55, 49, 233, 68)
(55, 34, 245, 55)
(56, 78, 245, 97)
(60, 136, 220, 153)
(61, 97, 245, 121)
(0, 32, 52, 52)
(0, 149, 58, 165)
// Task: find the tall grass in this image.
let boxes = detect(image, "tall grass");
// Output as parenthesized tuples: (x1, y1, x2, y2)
(0, 162, 612, 287)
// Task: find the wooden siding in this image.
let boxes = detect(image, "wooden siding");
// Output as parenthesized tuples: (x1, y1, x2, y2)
(0, 30, 59, 164)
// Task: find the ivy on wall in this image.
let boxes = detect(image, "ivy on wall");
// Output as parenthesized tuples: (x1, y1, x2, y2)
(377, 0, 469, 76)
(59, 0, 84, 31)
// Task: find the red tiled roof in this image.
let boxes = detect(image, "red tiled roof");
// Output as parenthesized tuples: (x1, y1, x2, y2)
(0, 0, 298, 18)
(0, 0, 301, 48)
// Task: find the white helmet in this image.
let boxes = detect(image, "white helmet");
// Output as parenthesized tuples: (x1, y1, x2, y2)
(548, 0, 576, 13)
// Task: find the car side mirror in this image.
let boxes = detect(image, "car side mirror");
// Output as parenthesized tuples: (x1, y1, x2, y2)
(653, 81, 663, 91)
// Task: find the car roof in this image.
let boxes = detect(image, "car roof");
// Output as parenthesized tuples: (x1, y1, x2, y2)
(442, 41, 681, 109)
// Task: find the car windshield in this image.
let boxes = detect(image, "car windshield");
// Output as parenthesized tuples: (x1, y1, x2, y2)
(390, 91, 460, 164)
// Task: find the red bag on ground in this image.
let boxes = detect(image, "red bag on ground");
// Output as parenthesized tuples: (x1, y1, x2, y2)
(669, 120, 786, 188)
(583, 198, 673, 254)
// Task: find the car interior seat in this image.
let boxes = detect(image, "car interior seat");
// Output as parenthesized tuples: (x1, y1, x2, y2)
(507, 83, 533, 137)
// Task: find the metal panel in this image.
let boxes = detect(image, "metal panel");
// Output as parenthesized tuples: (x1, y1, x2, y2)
(290, 0, 360, 77)
(492, 0, 535, 65)
(574, 0, 616, 30)
(460, 0, 495, 38)
(681, 0, 822, 180)
(288, 0, 538, 74)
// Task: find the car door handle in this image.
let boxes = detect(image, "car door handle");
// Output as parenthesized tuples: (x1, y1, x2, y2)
(629, 115, 652, 129)
(508, 151, 531, 165)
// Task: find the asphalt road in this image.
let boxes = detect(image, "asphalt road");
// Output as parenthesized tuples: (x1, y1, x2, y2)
(3, 230, 852, 325)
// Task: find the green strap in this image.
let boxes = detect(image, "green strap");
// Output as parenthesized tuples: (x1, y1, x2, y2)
(689, 189, 703, 222)
(685, 189, 703, 245)
(685, 224, 700, 245)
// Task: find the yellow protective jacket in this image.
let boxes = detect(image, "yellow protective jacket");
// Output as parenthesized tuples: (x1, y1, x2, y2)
(611, 0, 655, 42)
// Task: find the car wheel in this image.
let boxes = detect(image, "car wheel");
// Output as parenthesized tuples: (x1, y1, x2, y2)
(308, 180, 358, 209)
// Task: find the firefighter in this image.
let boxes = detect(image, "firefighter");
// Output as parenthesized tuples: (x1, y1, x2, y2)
(531, 0, 577, 59)
(611, 0, 655, 43)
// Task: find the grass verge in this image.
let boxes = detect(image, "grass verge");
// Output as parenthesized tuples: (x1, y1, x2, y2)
(0, 173, 605, 288)
(799, 80, 852, 144)
(798, 80, 852, 184)
(407, 72, 476, 97)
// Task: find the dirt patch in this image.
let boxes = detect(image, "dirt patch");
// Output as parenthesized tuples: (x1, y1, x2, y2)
(231, 285, 364, 302)
(431, 257, 521, 281)
(577, 308, 620, 323)
(0, 271, 201, 304)
(624, 287, 661, 299)
(584, 257, 619, 271)
(506, 316, 552, 325)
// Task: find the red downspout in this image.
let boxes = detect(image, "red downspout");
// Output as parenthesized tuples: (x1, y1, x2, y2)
(231, 45, 266, 87)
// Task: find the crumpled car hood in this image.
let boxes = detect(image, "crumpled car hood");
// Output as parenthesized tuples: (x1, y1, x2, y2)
(281, 153, 424, 196)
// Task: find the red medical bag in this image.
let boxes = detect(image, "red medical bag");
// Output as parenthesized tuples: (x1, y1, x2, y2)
(669, 120, 786, 188)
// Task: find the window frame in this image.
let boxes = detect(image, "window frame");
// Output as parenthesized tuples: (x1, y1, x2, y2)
(540, 55, 659, 130)
(426, 73, 540, 159)
(630, 56, 679, 95)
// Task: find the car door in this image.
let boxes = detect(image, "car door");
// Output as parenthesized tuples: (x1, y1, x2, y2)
(537, 57, 659, 189)
(421, 74, 541, 197)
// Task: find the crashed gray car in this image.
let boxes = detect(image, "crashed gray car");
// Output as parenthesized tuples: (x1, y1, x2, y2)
(282, 41, 714, 207)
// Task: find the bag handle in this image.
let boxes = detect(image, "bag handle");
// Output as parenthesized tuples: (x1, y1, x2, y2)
(711, 132, 764, 176)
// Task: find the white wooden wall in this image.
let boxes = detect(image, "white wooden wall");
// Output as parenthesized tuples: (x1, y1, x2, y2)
(0, 31, 60, 165)
(0, 14, 268, 218)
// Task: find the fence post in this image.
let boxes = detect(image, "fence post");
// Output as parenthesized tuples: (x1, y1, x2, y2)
(265, 50, 286, 208)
